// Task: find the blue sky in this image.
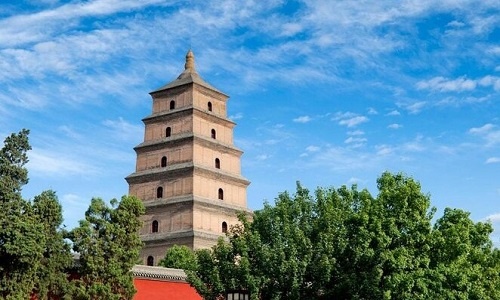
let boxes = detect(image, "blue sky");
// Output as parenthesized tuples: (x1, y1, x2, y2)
(1, 0, 499, 244)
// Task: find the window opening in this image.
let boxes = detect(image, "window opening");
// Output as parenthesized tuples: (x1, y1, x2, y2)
(147, 256, 154, 266)
(208, 102, 213, 112)
(161, 156, 167, 167)
(222, 221, 228, 233)
(211, 129, 216, 139)
(156, 187, 163, 199)
(218, 188, 224, 200)
(166, 127, 171, 137)
(215, 158, 220, 169)
(152, 220, 159, 233)
(170, 100, 175, 110)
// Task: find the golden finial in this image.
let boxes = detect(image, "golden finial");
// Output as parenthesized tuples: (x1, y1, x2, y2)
(184, 50, 195, 71)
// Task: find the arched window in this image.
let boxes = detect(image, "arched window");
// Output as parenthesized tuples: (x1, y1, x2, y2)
(147, 256, 154, 266)
(170, 100, 175, 110)
(222, 221, 228, 233)
(156, 187, 163, 199)
(166, 127, 171, 137)
(161, 156, 167, 167)
(208, 101, 212, 112)
(211, 129, 216, 139)
(218, 188, 224, 200)
(215, 158, 220, 169)
(152, 220, 159, 233)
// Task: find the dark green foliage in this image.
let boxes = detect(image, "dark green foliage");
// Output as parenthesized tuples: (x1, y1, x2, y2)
(33, 190, 73, 299)
(188, 172, 500, 299)
(1, 130, 145, 299)
(0, 130, 72, 299)
(159, 245, 198, 271)
(69, 195, 145, 300)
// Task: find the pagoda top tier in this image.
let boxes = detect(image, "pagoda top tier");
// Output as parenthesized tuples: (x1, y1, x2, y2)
(150, 50, 227, 96)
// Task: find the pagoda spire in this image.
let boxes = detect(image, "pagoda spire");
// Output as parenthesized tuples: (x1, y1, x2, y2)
(184, 50, 196, 72)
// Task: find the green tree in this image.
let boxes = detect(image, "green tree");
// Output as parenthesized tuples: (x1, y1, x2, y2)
(159, 245, 198, 271)
(426, 208, 500, 299)
(0, 129, 45, 299)
(32, 190, 73, 299)
(69, 195, 145, 300)
(187, 172, 500, 299)
(0, 130, 72, 299)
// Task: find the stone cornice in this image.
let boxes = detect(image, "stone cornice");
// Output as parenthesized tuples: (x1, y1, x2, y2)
(126, 162, 250, 187)
(141, 229, 226, 245)
(142, 106, 235, 128)
(142, 107, 192, 124)
(141, 194, 252, 215)
(133, 133, 243, 156)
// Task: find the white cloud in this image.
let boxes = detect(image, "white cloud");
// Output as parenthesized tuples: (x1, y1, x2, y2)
(484, 213, 500, 223)
(0, 0, 168, 47)
(404, 101, 426, 114)
(417, 76, 500, 93)
(332, 112, 368, 127)
(386, 110, 400, 116)
(469, 123, 500, 146)
(387, 123, 402, 129)
(28, 148, 99, 176)
(446, 20, 465, 28)
(367, 107, 378, 115)
(478, 75, 500, 91)
(376, 145, 393, 156)
(469, 123, 495, 135)
(281, 22, 303, 37)
(102, 117, 143, 142)
(344, 137, 367, 144)
(293, 115, 312, 123)
(485, 157, 500, 164)
(347, 130, 365, 136)
(305, 145, 320, 152)
(339, 116, 369, 127)
(230, 112, 243, 120)
(256, 154, 270, 161)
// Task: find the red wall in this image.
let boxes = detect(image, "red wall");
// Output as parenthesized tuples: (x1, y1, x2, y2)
(134, 278, 202, 300)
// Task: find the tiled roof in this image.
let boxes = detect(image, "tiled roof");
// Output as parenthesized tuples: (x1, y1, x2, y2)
(150, 50, 227, 96)
(132, 265, 188, 281)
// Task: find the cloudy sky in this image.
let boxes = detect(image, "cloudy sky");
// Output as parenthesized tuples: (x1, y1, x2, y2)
(1, 0, 499, 244)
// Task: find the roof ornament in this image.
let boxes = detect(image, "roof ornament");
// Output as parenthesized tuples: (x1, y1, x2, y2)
(184, 50, 195, 71)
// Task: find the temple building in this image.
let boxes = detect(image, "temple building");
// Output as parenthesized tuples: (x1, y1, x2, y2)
(126, 50, 251, 266)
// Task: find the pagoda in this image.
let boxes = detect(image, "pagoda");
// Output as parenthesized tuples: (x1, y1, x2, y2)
(126, 50, 251, 266)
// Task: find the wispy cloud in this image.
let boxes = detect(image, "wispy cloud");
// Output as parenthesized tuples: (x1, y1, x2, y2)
(256, 154, 270, 161)
(469, 123, 500, 146)
(417, 76, 477, 92)
(388, 123, 402, 129)
(102, 117, 143, 142)
(293, 115, 312, 123)
(485, 157, 500, 164)
(417, 76, 500, 93)
(305, 145, 320, 152)
(28, 148, 100, 177)
(230, 112, 243, 120)
(333, 112, 369, 128)
(347, 130, 365, 136)
(484, 213, 500, 223)
(403, 101, 426, 114)
(385, 110, 400, 116)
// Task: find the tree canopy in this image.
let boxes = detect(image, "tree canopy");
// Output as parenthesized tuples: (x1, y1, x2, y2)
(0, 129, 72, 299)
(187, 172, 500, 300)
(68, 195, 145, 300)
(0, 130, 144, 299)
(159, 244, 198, 271)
